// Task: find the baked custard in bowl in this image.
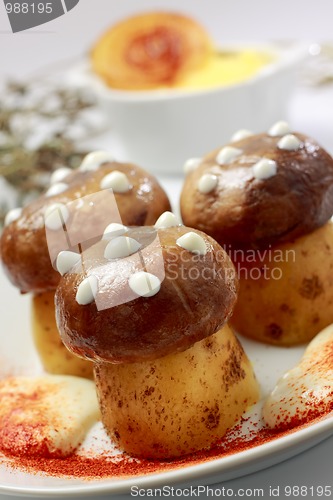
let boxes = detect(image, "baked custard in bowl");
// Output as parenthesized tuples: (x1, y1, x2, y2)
(73, 11, 306, 173)
(90, 11, 273, 92)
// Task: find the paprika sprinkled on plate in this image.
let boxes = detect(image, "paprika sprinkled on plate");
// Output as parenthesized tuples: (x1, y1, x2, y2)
(1, 410, 331, 480)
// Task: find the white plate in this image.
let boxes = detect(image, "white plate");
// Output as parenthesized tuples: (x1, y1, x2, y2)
(0, 177, 333, 497)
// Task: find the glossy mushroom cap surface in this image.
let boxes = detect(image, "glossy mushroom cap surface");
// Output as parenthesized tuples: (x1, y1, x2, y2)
(181, 132, 333, 248)
(1, 160, 171, 293)
(55, 225, 238, 363)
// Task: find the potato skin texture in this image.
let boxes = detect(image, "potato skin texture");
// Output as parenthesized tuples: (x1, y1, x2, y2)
(94, 324, 259, 459)
(230, 221, 333, 346)
(32, 291, 93, 378)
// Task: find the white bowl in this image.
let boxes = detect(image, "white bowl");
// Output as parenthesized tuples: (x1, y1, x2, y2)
(73, 42, 307, 175)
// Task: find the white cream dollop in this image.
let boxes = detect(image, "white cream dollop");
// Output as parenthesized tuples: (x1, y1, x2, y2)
(104, 236, 141, 260)
(231, 129, 253, 142)
(268, 120, 291, 137)
(183, 157, 202, 175)
(0, 375, 99, 458)
(198, 173, 218, 194)
(129, 271, 161, 298)
(100, 171, 131, 193)
(102, 223, 128, 240)
(253, 158, 277, 180)
(45, 182, 68, 198)
(50, 167, 72, 185)
(56, 251, 81, 276)
(277, 134, 302, 151)
(154, 211, 181, 229)
(79, 151, 115, 172)
(263, 324, 333, 430)
(4, 207, 22, 227)
(216, 146, 242, 165)
(76, 275, 99, 305)
(44, 203, 69, 231)
(176, 232, 207, 255)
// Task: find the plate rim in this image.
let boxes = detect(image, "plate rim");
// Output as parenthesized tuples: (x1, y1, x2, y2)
(1, 413, 332, 498)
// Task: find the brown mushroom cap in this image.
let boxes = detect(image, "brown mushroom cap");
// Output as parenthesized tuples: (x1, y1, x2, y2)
(55, 226, 238, 364)
(0, 162, 171, 293)
(180, 132, 333, 248)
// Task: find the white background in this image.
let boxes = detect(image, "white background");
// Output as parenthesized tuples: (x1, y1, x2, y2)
(0, 1, 333, 499)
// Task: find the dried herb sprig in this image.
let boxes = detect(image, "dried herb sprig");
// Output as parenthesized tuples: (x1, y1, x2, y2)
(0, 77, 106, 226)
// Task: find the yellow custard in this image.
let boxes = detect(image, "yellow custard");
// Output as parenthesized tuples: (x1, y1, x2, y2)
(90, 12, 273, 92)
(175, 49, 273, 90)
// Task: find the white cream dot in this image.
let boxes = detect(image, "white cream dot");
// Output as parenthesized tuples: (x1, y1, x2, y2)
(277, 134, 302, 151)
(45, 182, 68, 198)
(216, 146, 242, 165)
(268, 121, 291, 137)
(253, 158, 277, 180)
(183, 157, 202, 175)
(4, 207, 22, 227)
(129, 272, 161, 298)
(79, 151, 115, 172)
(309, 43, 321, 56)
(76, 275, 99, 305)
(50, 167, 72, 185)
(56, 251, 81, 276)
(231, 129, 253, 142)
(176, 232, 207, 255)
(104, 236, 141, 260)
(100, 171, 131, 193)
(102, 223, 128, 240)
(44, 203, 69, 231)
(198, 174, 218, 194)
(154, 211, 181, 229)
